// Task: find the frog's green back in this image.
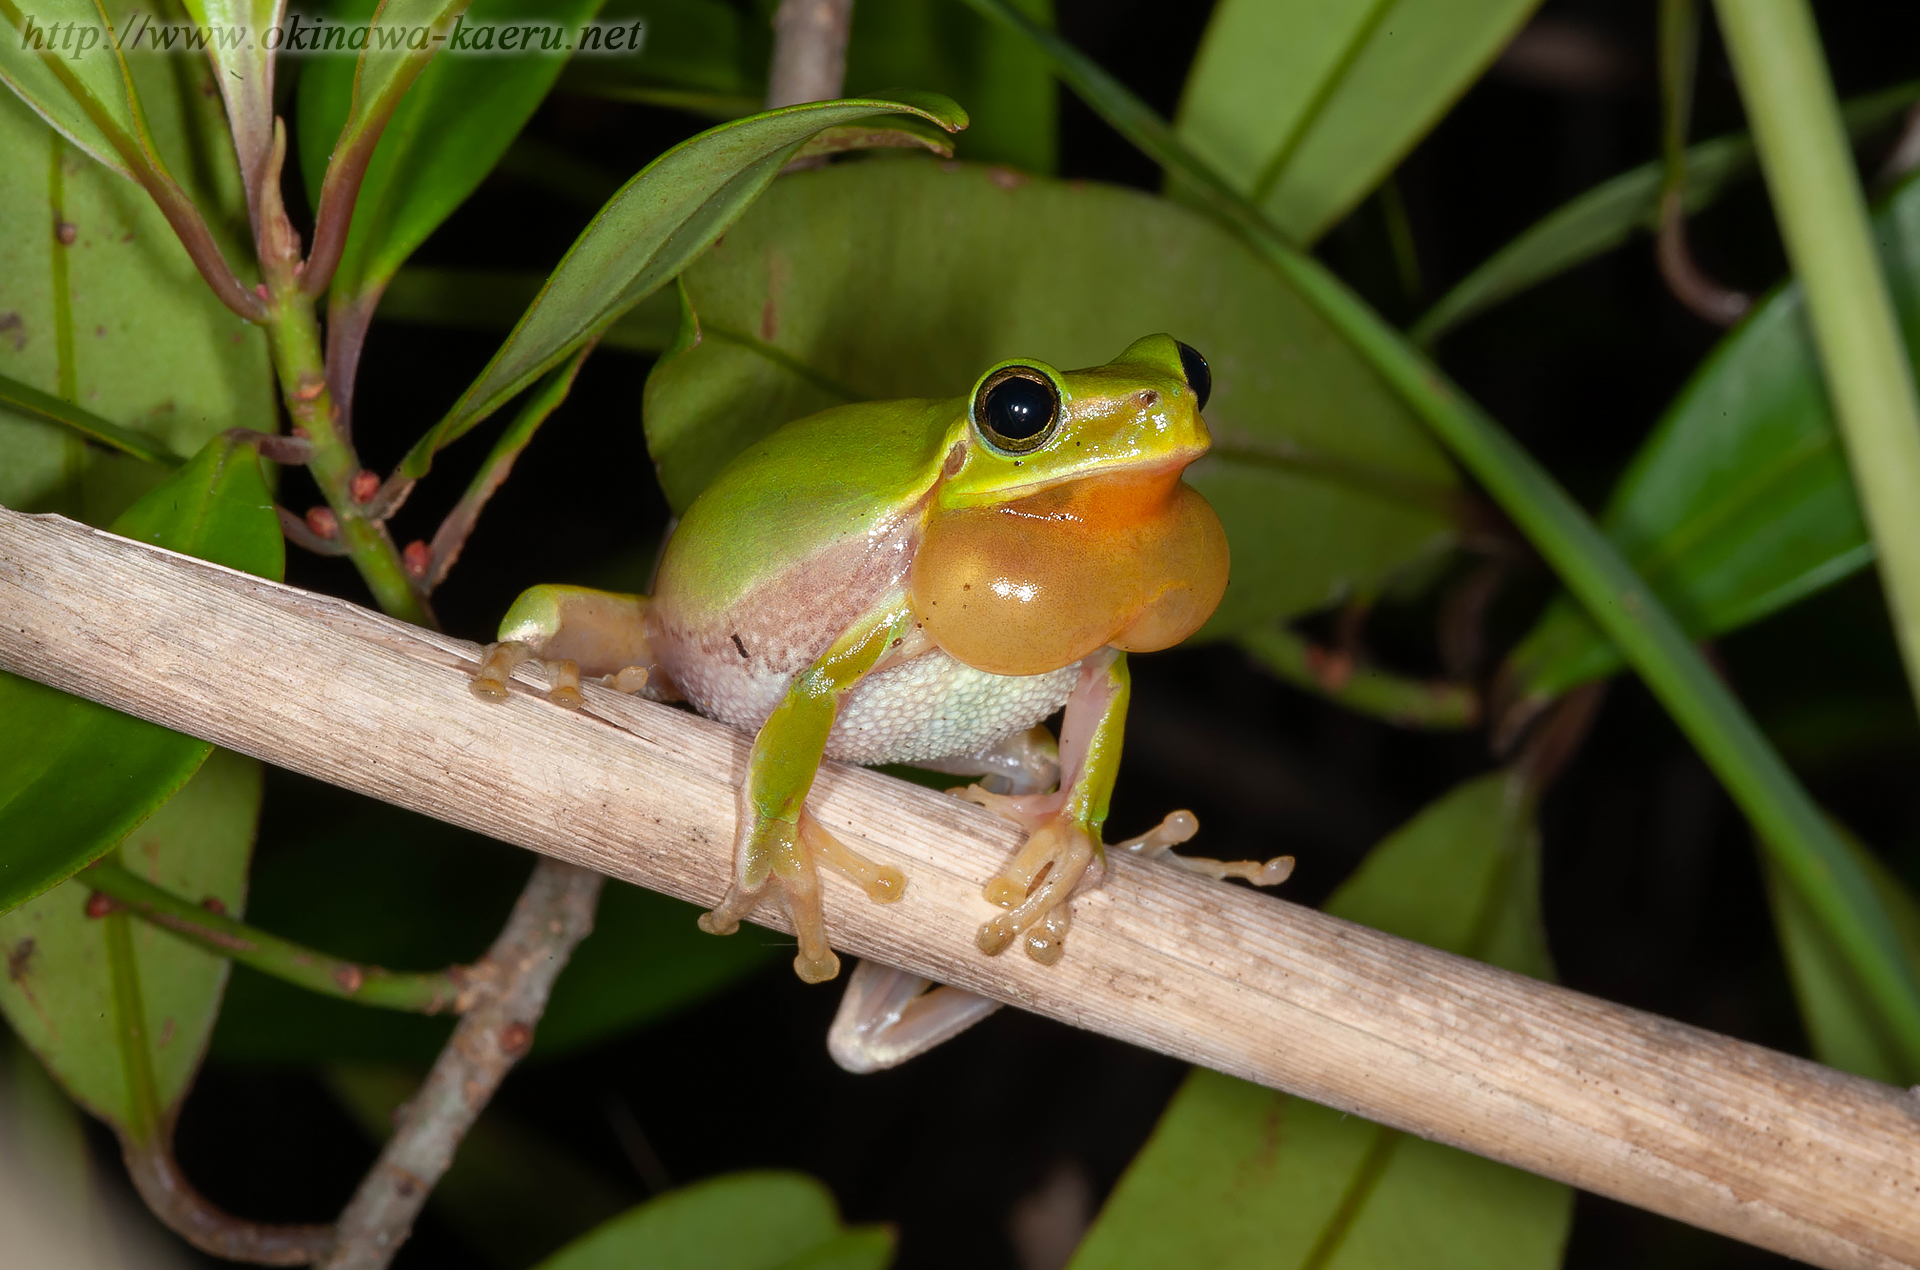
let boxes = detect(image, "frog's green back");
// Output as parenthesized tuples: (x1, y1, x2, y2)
(654, 396, 962, 619)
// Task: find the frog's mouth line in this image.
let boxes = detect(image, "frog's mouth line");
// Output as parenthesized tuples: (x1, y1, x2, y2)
(946, 447, 1209, 507)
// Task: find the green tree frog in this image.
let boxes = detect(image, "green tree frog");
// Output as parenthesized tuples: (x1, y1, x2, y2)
(468, 335, 1291, 1063)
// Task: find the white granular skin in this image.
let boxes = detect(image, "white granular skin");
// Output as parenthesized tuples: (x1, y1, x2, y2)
(825, 650, 1080, 764)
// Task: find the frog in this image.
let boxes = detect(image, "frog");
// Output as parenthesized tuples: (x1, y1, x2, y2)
(467, 334, 1293, 1067)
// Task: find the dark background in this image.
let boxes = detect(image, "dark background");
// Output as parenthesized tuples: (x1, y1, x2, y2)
(143, 1, 1920, 1267)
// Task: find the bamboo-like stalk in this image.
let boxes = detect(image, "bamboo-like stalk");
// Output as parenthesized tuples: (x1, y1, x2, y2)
(1, 508, 1916, 1270)
(1714, 0, 1920, 711)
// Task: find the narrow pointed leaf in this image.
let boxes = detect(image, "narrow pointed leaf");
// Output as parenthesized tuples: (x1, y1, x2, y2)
(398, 92, 968, 480)
(0, 433, 282, 911)
(299, 0, 607, 311)
(0, 0, 159, 178)
(1174, 0, 1541, 244)
(0, 368, 180, 465)
(642, 159, 1458, 637)
(1414, 82, 1919, 344)
(533, 1172, 891, 1270)
(1499, 170, 1920, 721)
(1070, 772, 1570, 1270)
(0, 750, 262, 1129)
(177, 0, 284, 191)
(1765, 826, 1920, 1087)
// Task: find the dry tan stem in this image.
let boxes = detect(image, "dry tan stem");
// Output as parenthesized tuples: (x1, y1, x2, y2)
(766, 0, 854, 108)
(1, 508, 1918, 1270)
(320, 859, 602, 1270)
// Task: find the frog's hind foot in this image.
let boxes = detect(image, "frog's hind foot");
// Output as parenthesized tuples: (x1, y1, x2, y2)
(1114, 811, 1294, 886)
(974, 817, 1099, 964)
(698, 810, 904, 985)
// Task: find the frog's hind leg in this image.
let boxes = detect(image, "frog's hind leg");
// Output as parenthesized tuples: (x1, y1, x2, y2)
(827, 961, 1004, 1073)
(469, 585, 675, 707)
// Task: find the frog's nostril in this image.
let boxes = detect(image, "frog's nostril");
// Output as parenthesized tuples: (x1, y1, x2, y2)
(1136, 390, 1159, 409)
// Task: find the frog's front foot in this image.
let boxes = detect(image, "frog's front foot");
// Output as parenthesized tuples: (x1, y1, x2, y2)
(468, 640, 649, 708)
(698, 807, 905, 983)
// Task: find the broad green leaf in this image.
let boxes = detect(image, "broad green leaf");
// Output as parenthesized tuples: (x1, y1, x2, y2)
(1173, 0, 1541, 244)
(0, 749, 262, 1129)
(210, 799, 773, 1064)
(0, 435, 282, 911)
(643, 159, 1458, 636)
(299, 0, 608, 311)
(1497, 169, 1920, 724)
(326, 1064, 635, 1268)
(0, 78, 270, 521)
(1766, 827, 1920, 1087)
(1413, 82, 1920, 345)
(399, 93, 968, 481)
(1070, 771, 1570, 1270)
(534, 1172, 891, 1270)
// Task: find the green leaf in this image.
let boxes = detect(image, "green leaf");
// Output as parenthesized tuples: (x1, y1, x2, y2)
(642, 159, 1458, 636)
(306, 0, 475, 209)
(0, 750, 262, 1130)
(1413, 81, 1920, 345)
(299, 0, 608, 310)
(533, 1172, 892, 1270)
(398, 92, 969, 481)
(0, 368, 180, 465)
(843, 0, 1056, 173)
(1070, 771, 1570, 1270)
(0, 0, 167, 180)
(556, 0, 1052, 171)
(1173, 0, 1542, 245)
(0, 435, 282, 911)
(209, 799, 773, 1064)
(555, 0, 763, 117)
(177, 0, 282, 188)
(0, 67, 270, 522)
(377, 267, 680, 352)
(1765, 826, 1920, 1087)
(1498, 169, 1920, 725)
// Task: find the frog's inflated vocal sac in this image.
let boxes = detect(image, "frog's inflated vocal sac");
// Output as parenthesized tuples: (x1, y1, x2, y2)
(469, 334, 1290, 1003)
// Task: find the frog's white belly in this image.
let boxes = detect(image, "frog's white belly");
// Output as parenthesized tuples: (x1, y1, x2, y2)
(682, 646, 1079, 766)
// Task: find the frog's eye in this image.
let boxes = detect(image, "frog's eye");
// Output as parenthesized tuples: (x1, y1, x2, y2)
(1175, 341, 1212, 411)
(974, 366, 1060, 454)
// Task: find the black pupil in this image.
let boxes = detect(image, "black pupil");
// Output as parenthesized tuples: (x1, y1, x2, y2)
(984, 375, 1055, 442)
(1176, 340, 1212, 411)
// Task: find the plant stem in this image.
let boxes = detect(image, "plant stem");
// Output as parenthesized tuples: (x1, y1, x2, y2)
(1714, 0, 1920, 714)
(1238, 626, 1478, 729)
(960, 0, 1920, 1065)
(320, 860, 603, 1270)
(87, 861, 467, 1014)
(263, 293, 433, 627)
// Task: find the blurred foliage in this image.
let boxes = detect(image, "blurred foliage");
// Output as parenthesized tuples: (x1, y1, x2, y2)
(1498, 169, 1920, 736)
(0, 0, 1917, 1266)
